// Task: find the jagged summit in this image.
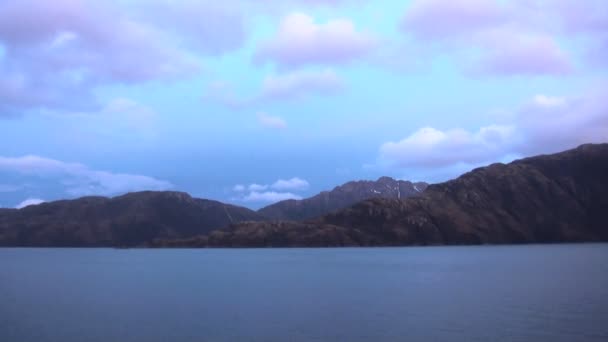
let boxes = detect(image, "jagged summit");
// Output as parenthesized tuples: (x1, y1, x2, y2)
(257, 176, 428, 220)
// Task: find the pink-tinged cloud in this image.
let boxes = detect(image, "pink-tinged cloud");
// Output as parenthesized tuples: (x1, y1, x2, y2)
(517, 88, 608, 155)
(473, 30, 572, 76)
(0, 0, 251, 116)
(0, 0, 200, 82)
(0, 0, 197, 114)
(587, 39, 608, 67)
(546, 0, 608, 34)
(402, 0, 509, 39)
(254, 12, 376, 68)
(400, 0, 575, 76)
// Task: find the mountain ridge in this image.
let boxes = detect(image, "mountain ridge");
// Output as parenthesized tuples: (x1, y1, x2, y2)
(258, 176, 427, 220)
(0, 191, 265, 246)
(156, 143, 608, 247)
(0, 177, 426, 247)
(2, 144, 607, 247)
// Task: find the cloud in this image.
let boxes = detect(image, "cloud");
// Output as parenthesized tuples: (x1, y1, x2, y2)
(139, 1, 247, 55)
(242, 191, 302, 203)
(206, 69, 344, 108)
(0, 155, 173, 197)
(259, 69, 344, 101)
(254, 12, 376, 68)
(402, 0, 509, 40)
(232, 177, 310, 203)
(271, 177, 310, 191)
(0, 0, 257, 116)
(257, 113, 287, 129)
(471, 30, 572, 75)
(546, 0, 608, 34)
(517, 88, 608, 155)
(532, 94, 566, 108)
(400, 0, 577, 76)
(377, 86, 608, 169)
(16, 198, 45, 209)
(258, 0, 367, 6)
(379, 125, 516, 168)
(248, 183, 268, 192)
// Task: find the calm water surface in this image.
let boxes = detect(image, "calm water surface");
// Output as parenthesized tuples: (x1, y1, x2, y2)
(1, 244, 607, 341)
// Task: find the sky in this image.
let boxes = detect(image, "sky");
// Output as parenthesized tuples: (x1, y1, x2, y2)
(0, 0, 607, 209)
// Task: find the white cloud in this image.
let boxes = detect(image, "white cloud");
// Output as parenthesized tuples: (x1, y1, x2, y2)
(377, 86, 608, 170)
(257, 113, 287, 129)
(271, 177, 310, 191)
(243, 191, 302, 203)
(16, 198, 45, 209)
(379, 125, 516, 168)
(532, 94, 566, 107)
(248, 183, 269, 191)
(0, 155, 173, 197)
(233, 184, 246, 192)
(254, 12, 376, 68)
(232, 177, 310, 203)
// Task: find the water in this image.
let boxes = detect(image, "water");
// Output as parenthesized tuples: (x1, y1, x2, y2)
(1, 244, 607, 342)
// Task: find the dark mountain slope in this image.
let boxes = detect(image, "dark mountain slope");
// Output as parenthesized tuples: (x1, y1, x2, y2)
(0, 191, 265, 247)
(258, 177, 427, 220)
(162, 143, 608, 247)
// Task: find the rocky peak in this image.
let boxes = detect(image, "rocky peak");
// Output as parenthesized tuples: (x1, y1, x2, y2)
(258, 177, 428, 221)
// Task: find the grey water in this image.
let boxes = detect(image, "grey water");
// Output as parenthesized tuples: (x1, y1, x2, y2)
(1, 244, 607, 342)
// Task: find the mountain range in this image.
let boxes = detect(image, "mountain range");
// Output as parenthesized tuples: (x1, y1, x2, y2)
(157, 143, 608, 247)
(1, 144, 607, 247)
(0, 192, 264, 246)
(0, 176, 424, 246)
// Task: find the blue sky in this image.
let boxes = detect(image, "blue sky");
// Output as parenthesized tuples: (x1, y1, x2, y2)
(1, 0, 607, 209)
